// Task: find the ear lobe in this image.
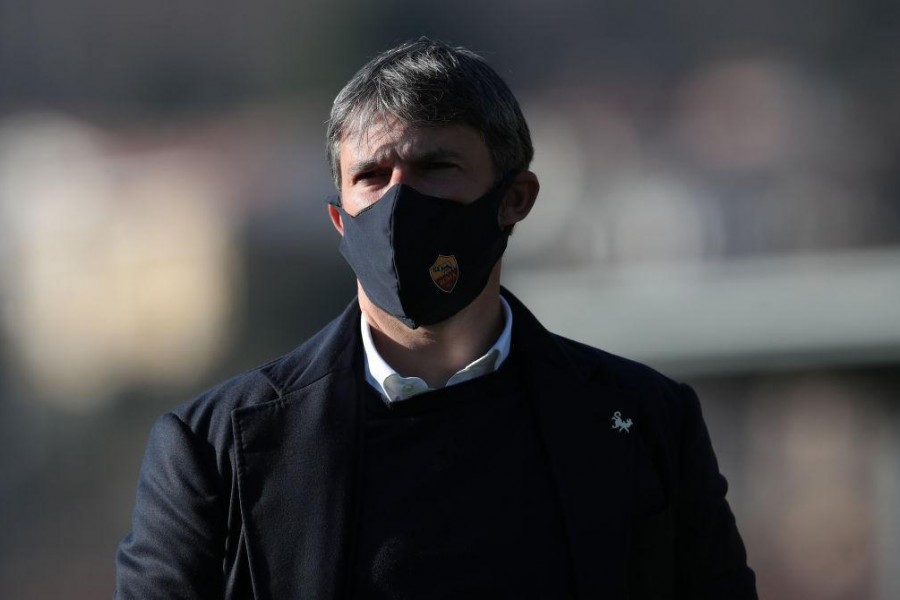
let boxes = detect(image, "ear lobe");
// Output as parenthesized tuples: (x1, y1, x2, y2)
(327, 204, 345, 236)
(499, 170, 539, 229)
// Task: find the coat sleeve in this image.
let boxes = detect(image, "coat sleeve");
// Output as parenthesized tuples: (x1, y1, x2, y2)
(674, 383, 757, 599)
(115, 412, 228, 600)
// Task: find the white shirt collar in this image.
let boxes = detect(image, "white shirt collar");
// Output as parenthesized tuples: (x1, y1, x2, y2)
(360, 296, 513, 404)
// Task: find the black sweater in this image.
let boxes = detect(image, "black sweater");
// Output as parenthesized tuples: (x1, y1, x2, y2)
(351, 352, 576, 599)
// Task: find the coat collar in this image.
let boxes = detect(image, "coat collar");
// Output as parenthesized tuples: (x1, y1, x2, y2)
(232, 291, 637, 599)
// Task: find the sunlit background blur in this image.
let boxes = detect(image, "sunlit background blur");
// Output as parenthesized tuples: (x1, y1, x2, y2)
(1, 1, 899, 598)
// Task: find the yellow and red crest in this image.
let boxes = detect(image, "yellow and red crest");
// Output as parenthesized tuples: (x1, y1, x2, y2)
(429, 254, 459, 293)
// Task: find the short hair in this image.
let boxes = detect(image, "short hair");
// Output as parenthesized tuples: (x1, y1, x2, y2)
(326, 37, 534, 189)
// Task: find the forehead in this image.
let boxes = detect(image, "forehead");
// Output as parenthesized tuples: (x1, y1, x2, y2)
(338, 118, 490, 170)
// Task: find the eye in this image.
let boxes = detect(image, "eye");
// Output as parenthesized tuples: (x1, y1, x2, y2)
(354, 168, 390, 184)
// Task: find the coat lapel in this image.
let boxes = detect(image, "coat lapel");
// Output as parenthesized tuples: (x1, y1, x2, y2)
(508, 290, 638, 599)
(231, 301, 364, 600)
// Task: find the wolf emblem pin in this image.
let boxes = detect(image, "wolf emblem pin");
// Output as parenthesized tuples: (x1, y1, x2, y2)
(611, 411, 633, 433)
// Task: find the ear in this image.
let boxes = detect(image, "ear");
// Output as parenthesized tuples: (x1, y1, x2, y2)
(327, 203, 345, 236)
(499, 170, 539, 229)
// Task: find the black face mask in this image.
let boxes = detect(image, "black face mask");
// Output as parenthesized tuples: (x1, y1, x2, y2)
(329, 176, 513, 329)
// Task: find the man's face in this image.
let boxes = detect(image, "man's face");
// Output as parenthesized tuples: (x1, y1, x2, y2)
(335, 119, 496, 217)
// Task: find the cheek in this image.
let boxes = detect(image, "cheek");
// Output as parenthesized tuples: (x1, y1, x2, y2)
(340, 189, 383, 216)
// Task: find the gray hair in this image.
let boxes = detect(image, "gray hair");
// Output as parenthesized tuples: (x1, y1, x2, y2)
(326, 37, 534, 189)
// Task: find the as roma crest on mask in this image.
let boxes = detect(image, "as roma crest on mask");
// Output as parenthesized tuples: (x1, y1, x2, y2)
(429, 254, 459, 293)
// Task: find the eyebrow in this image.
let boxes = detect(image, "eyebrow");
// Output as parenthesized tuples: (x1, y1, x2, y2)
(347, 159, 381, 179)
(408, 148, 466, 164)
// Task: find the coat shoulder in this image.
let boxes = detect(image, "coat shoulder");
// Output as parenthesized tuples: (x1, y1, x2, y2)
(165, 300, 360, 448)
(169, 360, 282, 436)
(553, 333, 685, 397)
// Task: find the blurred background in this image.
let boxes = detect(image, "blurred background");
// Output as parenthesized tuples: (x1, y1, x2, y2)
(1, 1, 898, 598)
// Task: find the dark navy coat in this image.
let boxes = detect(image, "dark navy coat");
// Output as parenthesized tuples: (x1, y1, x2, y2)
(115, 290, 757, 599)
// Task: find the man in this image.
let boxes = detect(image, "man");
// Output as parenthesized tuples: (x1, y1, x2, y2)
(116, 38, 757, 599)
